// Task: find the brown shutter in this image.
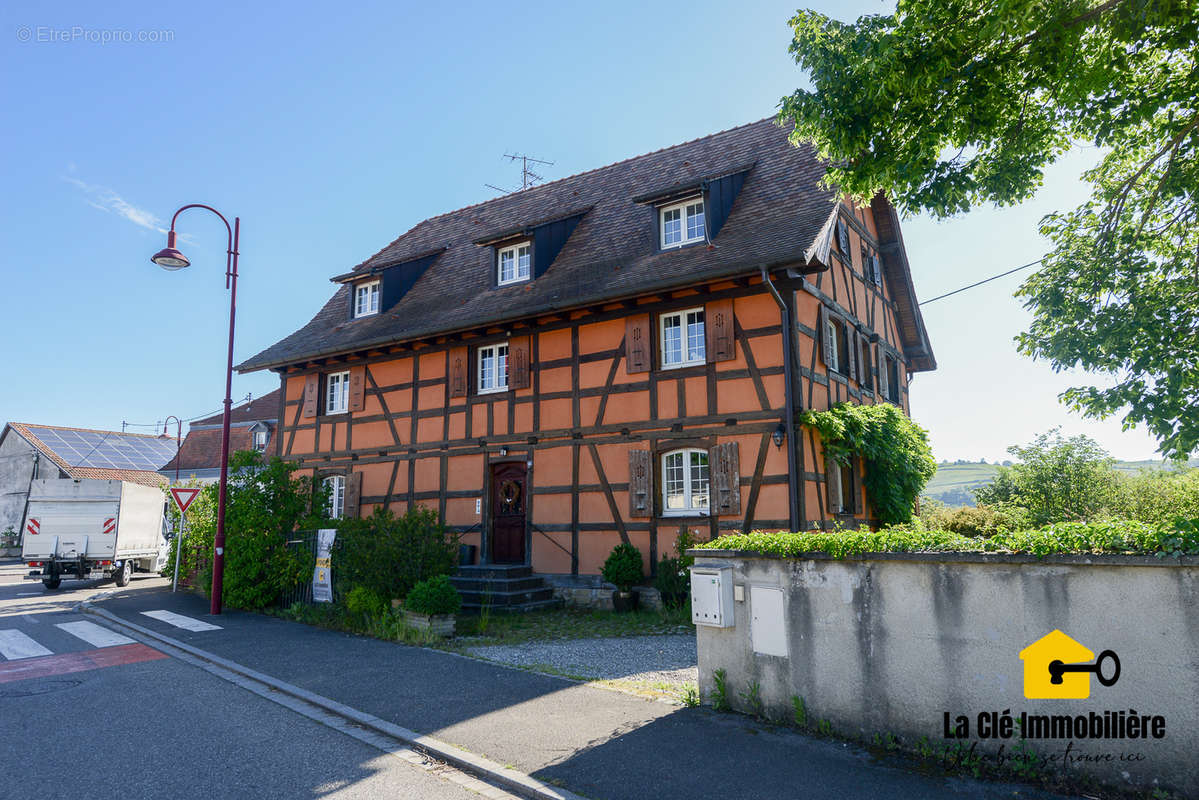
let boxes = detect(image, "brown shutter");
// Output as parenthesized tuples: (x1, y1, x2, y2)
(302, 374, 319, 418)
(708, 442, 741, 516)
(818, 306, 833, 367)
(625, 314, 651, 374)
(876, 344, 889, 403)
(825, 454, 842, 513)
(509, 336, 531, 390)
(837, 219, 850, 254)
(348, 366, 366, 412)
(859, 336, 872, 390)
(704, 298, 735, 363)
(449, 346, 468, 399)
(344, 471, 363, 518)
(846, 329, 858, 383)
(628, 448, 652, 517)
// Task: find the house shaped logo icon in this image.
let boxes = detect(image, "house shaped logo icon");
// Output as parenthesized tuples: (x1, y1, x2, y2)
(1019, 630, 1121, 699)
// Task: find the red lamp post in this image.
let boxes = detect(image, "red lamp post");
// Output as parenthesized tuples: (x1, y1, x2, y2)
(152, 205, 240, 615)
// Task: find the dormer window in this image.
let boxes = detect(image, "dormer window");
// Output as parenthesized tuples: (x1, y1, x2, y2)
(497, 242, 531, 286)
(660, 198, 705, 249)
(354, 281, 380, 317)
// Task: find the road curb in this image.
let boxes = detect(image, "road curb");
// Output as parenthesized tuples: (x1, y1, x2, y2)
(81, 602, 587, 800)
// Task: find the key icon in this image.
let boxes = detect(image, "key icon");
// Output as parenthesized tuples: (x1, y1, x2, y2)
(1048, 649, 1120, 687)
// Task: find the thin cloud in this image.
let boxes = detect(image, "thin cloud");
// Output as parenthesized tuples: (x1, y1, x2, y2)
(63, 175, 167, 234)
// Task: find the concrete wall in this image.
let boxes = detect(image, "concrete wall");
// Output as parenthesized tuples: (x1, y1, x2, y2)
(691, 550, 1199, 796)
(0, 431, 39, 551)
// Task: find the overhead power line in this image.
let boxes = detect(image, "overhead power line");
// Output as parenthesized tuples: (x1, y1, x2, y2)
(919, 258, 1044, 306)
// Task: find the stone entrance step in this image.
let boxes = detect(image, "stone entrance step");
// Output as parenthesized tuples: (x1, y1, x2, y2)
(450, 564, 560, 613)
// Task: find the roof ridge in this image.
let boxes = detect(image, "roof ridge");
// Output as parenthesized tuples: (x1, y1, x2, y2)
(11, 422, 171, 440)
(351, 115, 781, 272)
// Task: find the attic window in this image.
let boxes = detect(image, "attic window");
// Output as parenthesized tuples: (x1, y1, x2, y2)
(497, 242, 531, 286)
(660, 198, 705, 249)
(354, 281, 380, 317)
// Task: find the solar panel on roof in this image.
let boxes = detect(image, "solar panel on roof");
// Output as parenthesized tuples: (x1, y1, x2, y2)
(29, 427, 179, 471)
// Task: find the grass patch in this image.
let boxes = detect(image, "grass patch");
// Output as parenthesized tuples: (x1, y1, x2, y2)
(445, 603, 692, 648)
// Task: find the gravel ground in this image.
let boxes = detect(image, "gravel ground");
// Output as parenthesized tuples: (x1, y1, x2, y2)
(464, 634, 698, 693)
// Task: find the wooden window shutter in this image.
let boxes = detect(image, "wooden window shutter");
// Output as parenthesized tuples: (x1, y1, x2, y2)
(836, 218, 850, 254)
(302, 374, 320, 418)
(625, 314, 651, 374)
(628, 448, 652, 517)
(344, 471, 363, 518)
(449, 346, 469, 399)
(704, 298, 735, 363)
(348, 366, 366, 413)
(509, 336, 531, 390)
(825, 454, 842, 513)
(872, 255, 883, 286)
(818, 306, 833, 367)
(708, 442, 741, 516)
(876, 344, 890, 403)
(845, 328, 858, 382)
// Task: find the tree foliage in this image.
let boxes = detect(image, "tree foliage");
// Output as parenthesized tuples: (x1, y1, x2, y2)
(332, 506, 458, 603)
(801, 402, 937, 524)
(780, 0, 1199, 458)
(974, 428, 1121, 524)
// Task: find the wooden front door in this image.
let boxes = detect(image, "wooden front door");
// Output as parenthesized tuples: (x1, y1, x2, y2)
(490, 462, 527, 564)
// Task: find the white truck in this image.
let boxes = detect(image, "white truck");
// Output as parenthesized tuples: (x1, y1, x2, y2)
(22, 478, 169, 590)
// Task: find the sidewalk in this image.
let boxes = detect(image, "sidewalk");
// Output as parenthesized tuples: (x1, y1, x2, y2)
(92, 587, 1074, 800)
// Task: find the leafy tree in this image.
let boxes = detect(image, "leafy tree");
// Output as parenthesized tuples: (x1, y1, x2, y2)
(176, 451, 326, 609)
(973, 429, 1121, 524)
(780, 1, 1199, 458)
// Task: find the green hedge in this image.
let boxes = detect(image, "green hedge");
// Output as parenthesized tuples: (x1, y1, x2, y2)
(695, 518, 1199, 560)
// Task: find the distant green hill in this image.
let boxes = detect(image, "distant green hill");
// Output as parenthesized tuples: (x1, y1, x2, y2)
(923, 459, 1199, 507)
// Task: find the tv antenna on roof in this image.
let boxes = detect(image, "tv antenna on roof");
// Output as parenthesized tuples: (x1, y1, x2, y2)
(504, 152, 554, 190)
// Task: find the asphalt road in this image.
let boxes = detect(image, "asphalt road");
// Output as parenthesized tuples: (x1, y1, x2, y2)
(0, 563, 498, 800)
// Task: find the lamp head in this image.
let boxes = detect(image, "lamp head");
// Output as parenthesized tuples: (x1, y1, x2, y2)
(152, 230, 190, 270)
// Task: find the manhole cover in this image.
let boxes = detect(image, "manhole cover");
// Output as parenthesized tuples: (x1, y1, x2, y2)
(0, 679, 84, 697)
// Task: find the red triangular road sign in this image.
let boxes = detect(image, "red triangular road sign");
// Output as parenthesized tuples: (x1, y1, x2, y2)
(169, 487, 201, 514)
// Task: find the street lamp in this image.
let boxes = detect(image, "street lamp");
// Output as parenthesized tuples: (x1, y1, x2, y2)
(152, 204, 240, 615)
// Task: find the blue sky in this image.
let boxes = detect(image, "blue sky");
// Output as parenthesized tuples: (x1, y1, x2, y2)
(0, 0, 1163, 461)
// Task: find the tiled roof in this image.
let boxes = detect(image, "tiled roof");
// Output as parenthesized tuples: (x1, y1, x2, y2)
(7, 423, 178, 475)
(160, 426, 262, 473)
(68, 468, 168, 487)
(238, 118, 848, 372)
(189, 389, 282, 427)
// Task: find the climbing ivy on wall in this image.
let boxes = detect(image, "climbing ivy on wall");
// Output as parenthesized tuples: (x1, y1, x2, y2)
(801, 403, 936, 525)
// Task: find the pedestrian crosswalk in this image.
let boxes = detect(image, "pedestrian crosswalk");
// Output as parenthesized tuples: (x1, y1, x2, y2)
(0, 610, 218, 662)
(140, 609, 222, 632)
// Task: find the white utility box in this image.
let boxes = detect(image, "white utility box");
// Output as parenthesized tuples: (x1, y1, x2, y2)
(750, 585, 788, 656)
(690, 566, 735, 627)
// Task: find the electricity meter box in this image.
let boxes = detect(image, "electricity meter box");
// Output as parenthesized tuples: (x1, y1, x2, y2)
(690, 566, 735, 627)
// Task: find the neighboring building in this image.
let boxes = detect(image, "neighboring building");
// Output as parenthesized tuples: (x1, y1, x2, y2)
(0, 423, 176, 545)
(159, 390, 282, 483)
(237, 119, 935, 577)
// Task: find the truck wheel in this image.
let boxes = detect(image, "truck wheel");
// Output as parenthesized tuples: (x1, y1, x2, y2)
(114, 560, 133, 587)
(42, 576, 62, 590)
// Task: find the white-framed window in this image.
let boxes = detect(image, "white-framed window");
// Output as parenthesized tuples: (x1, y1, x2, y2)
(325, 475, 345, 519)
(497, 242, 532, 285)
(326, 371, 350, 414)
(477, 343, 509, 394)
(662, 449, 710, 515)
(659, 198, 705, 249)
(252, 429, 269, 451)
(354, 281, 380, 317)
(660, 308, 705, 368)
(825, 316, 846, 375)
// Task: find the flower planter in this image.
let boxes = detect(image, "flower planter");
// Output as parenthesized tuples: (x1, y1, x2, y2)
(402, 610, 456, 637)
(611, 589, 640, 613)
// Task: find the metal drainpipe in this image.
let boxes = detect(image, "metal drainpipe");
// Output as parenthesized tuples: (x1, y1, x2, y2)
(760, 266, 801, 532)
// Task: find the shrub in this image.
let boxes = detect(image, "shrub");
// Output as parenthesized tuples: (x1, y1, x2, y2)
(345, 585, 387, 621)
(333, 506, 457, 602)
(169, 452, 321, 609)
(654, 557, 688, 606)
(405, 575, 461, 616)
(697, 518, 1199, 559)
(1106, 467, 1199, 527)
(601, 542, 644, 592)
(919, 504, 1027, 537)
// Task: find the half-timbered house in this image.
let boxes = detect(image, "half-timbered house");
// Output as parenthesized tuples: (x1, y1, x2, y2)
(237, 118, 935, 580)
